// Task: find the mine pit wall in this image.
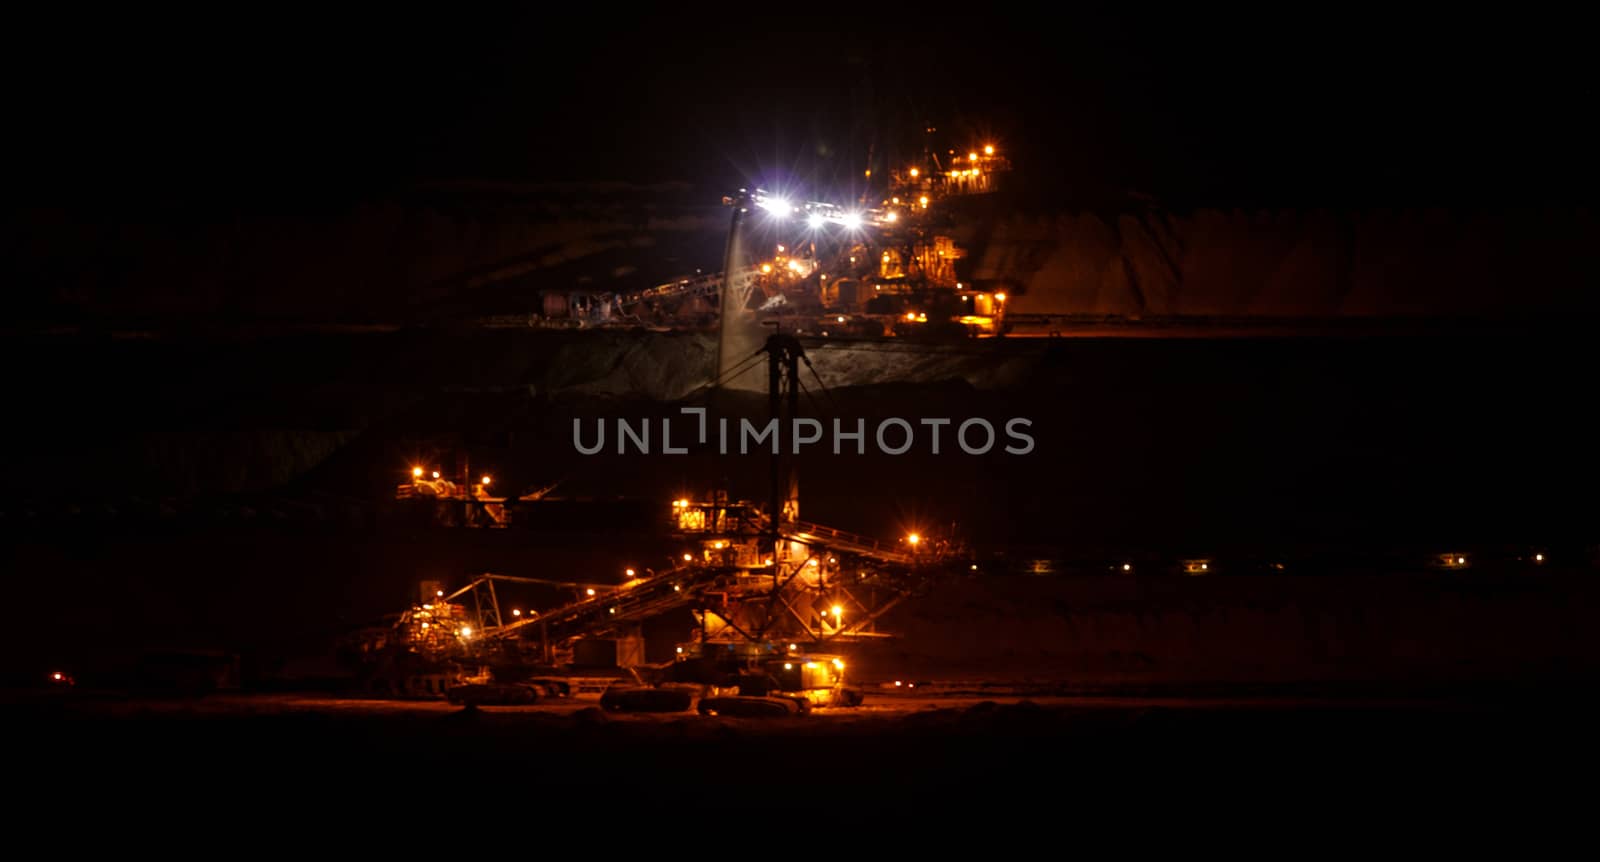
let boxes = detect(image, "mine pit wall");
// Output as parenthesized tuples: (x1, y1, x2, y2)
(868, 574, 1600, 689)
(956, 206, 1600, 319)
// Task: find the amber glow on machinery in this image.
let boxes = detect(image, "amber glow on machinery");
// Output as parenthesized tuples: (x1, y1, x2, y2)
(833, 658, 845, 670)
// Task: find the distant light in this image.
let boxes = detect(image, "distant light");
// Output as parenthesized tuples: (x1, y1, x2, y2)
(884, 211, 898, 223)
(420, 622, 428, 630)
(841, 212, 863, 230)
(776, 244, 785, 253)
(907, 533, 921, 546)
(412, 467, 423, 478)
(984, 144, 995, 155)
(971, 564, 978, 570)
(909, 168, 919, 178)
(828, 557, 836, 564)
(423, 604, 433, 610)
(807, 213, 825, 229)
(625, 568, 635, 577)
(788, 643, 797, 650)
(894, 680, 902, 687)
(480, 475, 491, 486)
(676, 647, 683, 653)
(995, 292, 1007, 302)
(609, 607, 615, 614)
(683, 553, 693, 562)
(52, 672, 63, 681)
(431, 471, 440, 479)
(919, 196, 929, 208)
(787, 259, 804, 273)
(831, 604, 843, 618)
(1457, 556, 1466, 565)
(832, 658, 844, 670)
(512, 609, 521, 616)
(586, 588, 596, 596)
(459, 626, 472, 638)
(837, 316, 845, 323)
(1123, 563, 1132, 572)
(968, 151, 978, 161)
(673, 585, 680, 591)
(760, 197, 793, 218)
(436, 590, 444, 597)
(891, 197, 900, 204)
(764, 558, 774, 565)
(905, 312, 916, 321)
(1535, 553, 1545, 562)
(1201, 563, 1209, 570)
(784, 663, 793, 670)
(761, 263, 773, 274)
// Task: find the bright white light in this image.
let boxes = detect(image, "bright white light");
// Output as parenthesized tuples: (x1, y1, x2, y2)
(837, 316, 845, 323)
(807, 213, 825, 229)
(586, 588, 595, 596)
(841, 212, 863, 230)
(760, 197, 793, 218)
(884, 211, 898, 223)
(459, 626, 472, 638)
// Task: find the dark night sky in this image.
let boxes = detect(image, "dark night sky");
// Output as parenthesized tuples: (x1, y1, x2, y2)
(6, 9, 1595, 213)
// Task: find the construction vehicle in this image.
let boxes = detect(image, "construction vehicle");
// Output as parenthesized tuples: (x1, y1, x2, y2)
(346, 332, 968, 709)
